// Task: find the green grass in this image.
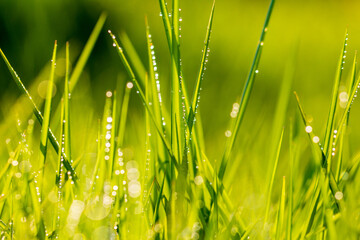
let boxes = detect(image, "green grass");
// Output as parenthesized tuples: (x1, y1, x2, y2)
(1, 0, 360, 239)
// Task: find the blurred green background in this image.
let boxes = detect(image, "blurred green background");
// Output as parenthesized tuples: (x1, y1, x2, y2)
(1, 0, 360, 162)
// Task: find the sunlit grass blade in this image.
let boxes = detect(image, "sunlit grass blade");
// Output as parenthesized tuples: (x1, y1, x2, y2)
(187, 0, 215, 134)
(109, 91, 117, 178)
(158, 0, 172, 51)
(294, 92, 341, 191)
(145, 19, 169, 173)
(68, 12, 107, 91)
(334, 58, 360, 147)
(219, 0, 276, 181)
(0, 48, 77, 181)
(264, 128, 284, 225)
(117, 83, 132, 148)
(64, 42, 72, 164)
(323, 30, 348, 170)
(39, 40, 57, 200)
(170, 0, 183, 164)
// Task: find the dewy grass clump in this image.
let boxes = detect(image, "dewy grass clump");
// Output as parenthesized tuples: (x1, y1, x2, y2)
(1, 0, 360, 239)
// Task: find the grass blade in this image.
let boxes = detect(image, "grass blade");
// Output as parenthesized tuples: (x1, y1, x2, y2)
(68, 12, 107, 91)
(275, 176, 286, 240)
(219, 0, 276, 181)
(264, 128, 284, 225)
(64, 42, 72, 163)
(323, 30, 348, 170)
(187, 0, 215, 134)
(39, 40, 57, 199)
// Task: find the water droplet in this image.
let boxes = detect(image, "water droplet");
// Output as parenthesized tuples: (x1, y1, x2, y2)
(312, 136, 320, 143)
(126, 82, 133, 89)
(335, 191, 343, 200)
(225, 130, 232, 137)
(305, 125, 312, 133)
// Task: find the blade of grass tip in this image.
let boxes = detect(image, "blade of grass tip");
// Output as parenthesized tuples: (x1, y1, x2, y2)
(264, 128, 284, 225)
(0, 49, 77, 181)
(117, 83, 132, 148)
(275, 176, 286, 240)
(108, 30, 178, 170)
(294, 92, 341, 194)
(68, 12, 107, 91)
(187, 0, 215, 135)
(40, 40, 57, 201)
(219, 0, 276, 181)
(64, 42, 72, 164)
(323, 30, 348, 170)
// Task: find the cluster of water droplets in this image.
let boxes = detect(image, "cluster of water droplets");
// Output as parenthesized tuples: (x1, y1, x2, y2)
(341, 34, 349, 70)
(143, 135, 151, 208)
(177, 222, 202, 240)
(108, 30, 123, 53)
(331, 129, 337, 157)
(147, 34, 166, 128)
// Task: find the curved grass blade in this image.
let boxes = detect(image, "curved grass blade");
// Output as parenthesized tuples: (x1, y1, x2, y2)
(219, 0, 276, 181)
(187, 0, 215, 134)
(0, 49, 78, 181)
